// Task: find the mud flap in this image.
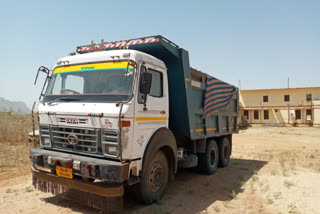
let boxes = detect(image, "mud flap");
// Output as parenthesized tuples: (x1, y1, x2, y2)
(32, 166, 124, 213)
(33, 175, 123, 213)
(33, 173, 70, 195)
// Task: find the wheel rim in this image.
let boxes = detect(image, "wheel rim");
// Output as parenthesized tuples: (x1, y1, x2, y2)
(148, 161, 165, 192)
(210, 149, 216, 166)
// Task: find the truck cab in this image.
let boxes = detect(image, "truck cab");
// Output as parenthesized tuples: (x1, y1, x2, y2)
(39, 50, 169, 161)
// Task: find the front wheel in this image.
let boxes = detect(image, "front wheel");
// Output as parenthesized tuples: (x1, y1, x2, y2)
(136, 150, 168, 204)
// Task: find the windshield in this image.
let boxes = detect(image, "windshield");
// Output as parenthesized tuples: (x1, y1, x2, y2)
(43, 61, 134, 103)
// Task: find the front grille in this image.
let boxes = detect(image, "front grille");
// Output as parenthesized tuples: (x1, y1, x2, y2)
(102, 130, 119, 145)
(40, 126, 50, 138)
(50, 126, 101, 155)
(39, 125, 50, 147)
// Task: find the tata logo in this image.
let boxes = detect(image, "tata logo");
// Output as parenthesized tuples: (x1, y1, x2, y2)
(67, 134, 79, 145)
(66, 118, 78, 124)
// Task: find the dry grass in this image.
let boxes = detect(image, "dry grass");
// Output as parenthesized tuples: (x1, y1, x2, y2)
(273, 192, 282, 200)
(0, 112, 35, 142)
(0, 112, 37, 172)
(266, 196, 273, 204)
(213, 206, 221, 212)
(288, 203, 300, 214)
(25, 185, 35, 192)
(284, 180, 295, 189)
(230, 176, 245, 199)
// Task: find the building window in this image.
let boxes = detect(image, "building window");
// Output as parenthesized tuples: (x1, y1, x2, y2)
(264, 110, 269, 120)
(284, 95, 290, 102)
(244, 110, 249, 120)
(263, 96, 268, 102)
(295, 110, 301, 120)
(306, 109, 312, 120)
(306, 94, 312, 102)
(254, 110, 259, 120)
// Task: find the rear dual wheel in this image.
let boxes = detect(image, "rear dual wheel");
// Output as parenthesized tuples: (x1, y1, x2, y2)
(218, 137, 231, 168)
(198, 140, 219, 175)
(198, 137, 231, 174)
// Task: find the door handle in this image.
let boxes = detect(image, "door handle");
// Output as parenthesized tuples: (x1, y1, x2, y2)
(160, 110, 166, 114)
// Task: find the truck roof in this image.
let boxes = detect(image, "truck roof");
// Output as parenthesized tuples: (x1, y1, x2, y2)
(76, 35, 183, 64)
(76, 35, 203, 74)
(55, 49, 166, 69)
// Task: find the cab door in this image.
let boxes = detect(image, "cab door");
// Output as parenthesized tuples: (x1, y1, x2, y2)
(132, 63, 169, 159)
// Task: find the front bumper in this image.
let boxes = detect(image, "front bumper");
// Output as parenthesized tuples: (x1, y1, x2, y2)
(31, 165, 124, 197)
(30, 148, 129, 183)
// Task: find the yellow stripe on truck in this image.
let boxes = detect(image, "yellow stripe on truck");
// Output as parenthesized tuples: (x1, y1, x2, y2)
(135, 117, 167, 121)
(53, 61, 133, 75)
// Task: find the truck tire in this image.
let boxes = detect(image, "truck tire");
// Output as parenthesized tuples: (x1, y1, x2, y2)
(218, 137, 231, 167)
(136, 150, 169, 204)
(198, 140, 218, 175)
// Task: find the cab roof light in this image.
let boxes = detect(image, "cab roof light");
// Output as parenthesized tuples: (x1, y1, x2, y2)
(88, 113, 103, 117)
(120, 46, 129, 50)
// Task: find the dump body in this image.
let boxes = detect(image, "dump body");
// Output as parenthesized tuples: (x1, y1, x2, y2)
(93, 36, 239, 140)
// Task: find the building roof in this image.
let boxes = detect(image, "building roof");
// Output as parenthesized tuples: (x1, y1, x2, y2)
(240, 87, 320, 92)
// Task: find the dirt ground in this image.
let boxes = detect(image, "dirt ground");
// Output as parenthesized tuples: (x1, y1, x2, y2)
(1, 127, 320, 214)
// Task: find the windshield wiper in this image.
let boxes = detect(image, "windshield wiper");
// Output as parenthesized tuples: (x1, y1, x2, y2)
(47, 97, 80, 105)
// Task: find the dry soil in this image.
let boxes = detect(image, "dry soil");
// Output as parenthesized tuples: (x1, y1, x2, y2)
(1, 127, 320, 214)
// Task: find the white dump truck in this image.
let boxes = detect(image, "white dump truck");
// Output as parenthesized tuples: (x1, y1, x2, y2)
(30, 35, 239, 211)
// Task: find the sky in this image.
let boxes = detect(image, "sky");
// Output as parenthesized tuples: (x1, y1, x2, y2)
(1, 0, 319, 108)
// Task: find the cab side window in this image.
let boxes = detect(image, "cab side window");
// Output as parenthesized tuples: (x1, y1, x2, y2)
(138, 67, 163, 103)
(148, 69, 163, 97)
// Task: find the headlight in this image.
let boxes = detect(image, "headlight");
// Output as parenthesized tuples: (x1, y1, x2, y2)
(104, 145, 119, 156)
(43, 137, 50, 144)
(40, 136, 51, 147)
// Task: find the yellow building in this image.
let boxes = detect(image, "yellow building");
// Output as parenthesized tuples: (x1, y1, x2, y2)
(239, 87, 320, 127)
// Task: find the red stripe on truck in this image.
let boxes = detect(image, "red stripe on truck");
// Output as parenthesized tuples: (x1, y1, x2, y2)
(77, 38, 160, 53)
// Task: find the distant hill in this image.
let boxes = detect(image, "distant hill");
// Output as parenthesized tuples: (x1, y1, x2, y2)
(0, 97, 31, 114)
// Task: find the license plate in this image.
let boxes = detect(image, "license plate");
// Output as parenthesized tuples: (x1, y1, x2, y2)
(56, 166, 73, 179)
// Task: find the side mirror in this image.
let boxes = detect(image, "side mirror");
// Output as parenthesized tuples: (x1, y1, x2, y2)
(139, 72, 152, 95)
(139, 72, 152, 111)
(34, 66, 52, 101)
(34, 66, 50, 85)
